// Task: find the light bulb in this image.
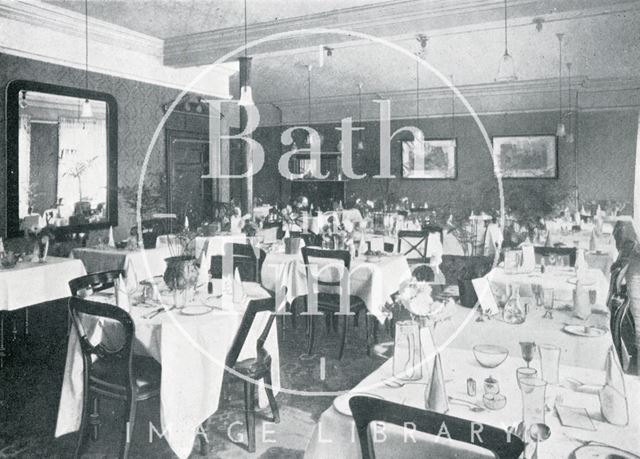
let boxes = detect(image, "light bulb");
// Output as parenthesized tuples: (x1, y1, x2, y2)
(81, 99, 93, 118)
(238, 86, 254, 106)
(496, 52, 518, 82)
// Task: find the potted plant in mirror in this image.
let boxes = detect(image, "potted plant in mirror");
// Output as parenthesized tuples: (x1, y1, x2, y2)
(163, 227, 198, 294)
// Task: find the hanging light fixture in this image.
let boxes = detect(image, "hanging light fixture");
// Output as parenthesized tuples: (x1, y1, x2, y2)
(19, 90, 28, 109)
(305, 65, 322, 147)
(565, 62, 574, 144)
(496, 0, 518, 82)
(81, 0, 93, 118)
(413, 37, 426, 147)
(356, 82, 364, 150)
(238, 0, 254, 106)
(555, 33, 565, 137)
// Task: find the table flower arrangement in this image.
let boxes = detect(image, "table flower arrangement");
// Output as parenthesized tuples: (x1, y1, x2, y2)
(395, 280, 451, 328)
(321, 214, 354, 250)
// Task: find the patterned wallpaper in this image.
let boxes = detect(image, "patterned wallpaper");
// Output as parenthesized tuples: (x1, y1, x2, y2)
(0, 53, 196, 239)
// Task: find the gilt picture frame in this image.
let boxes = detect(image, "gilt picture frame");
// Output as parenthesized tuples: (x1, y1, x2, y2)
(401, 138, 457, 179)
(492, 135, 557, 178)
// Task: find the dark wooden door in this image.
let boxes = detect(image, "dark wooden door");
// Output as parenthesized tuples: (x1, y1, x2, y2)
(166, 130, 214, 227)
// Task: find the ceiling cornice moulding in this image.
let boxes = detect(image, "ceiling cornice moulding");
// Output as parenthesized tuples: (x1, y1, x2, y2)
(163, 0, 640, 67)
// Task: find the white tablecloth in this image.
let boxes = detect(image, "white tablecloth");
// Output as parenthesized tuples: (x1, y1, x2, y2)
(488, 267, 609, 308)
(304, 348, 640, 458)
(55, 282, 279, 459)
(261, 253, 412, 323)
(546, 230, 618, 262)
(0, 257, 86, 311)
(71, 247, 175, 281)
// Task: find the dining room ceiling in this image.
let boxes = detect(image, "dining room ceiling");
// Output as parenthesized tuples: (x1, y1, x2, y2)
(42, 0, 640, 115)
(43, 0, 393, 39)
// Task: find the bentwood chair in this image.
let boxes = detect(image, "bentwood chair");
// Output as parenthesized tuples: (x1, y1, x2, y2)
(397, 227, 443, 264)
(200, 297, 279, 453)
(68, 269, 126, 297)
(349, 396, 525, 459)
(533, 246, 577, 267)
(301, 247, 369, 360)
(67, 296, 160, 459)
(210, 243, 267, 283)
(610, 292, 636, 372)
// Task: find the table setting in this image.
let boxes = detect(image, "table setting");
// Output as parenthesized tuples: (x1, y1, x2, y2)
(55, 271, 279, 459)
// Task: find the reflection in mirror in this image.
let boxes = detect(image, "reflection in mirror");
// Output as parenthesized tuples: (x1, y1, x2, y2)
(18, 91, 109, 228)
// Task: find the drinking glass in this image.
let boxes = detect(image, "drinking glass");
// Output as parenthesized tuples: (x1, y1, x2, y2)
(392, 320, 422, 381)
(516, 367, 538, 388)
(520, 341, 536, 368)
(538, 344, 561, 384)
(542, 288, 555, 318)
(520, 377, 547, 433)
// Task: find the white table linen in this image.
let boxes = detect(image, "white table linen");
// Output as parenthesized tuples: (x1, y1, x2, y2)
(488, 267, 609, 309)
(0, 257, 86, 311)
(304, 348, 640, 458)
(55, 282, 278, 459)
(261, 253, 412, 323)
(71, 247, 175, 281)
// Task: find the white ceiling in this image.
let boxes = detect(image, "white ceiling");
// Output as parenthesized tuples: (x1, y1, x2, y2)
(44, 0, 392, 39)
(40, 0, 640, 119)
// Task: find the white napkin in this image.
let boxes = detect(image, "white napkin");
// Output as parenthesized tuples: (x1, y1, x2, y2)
(123, 258, 138, 293)
(599, 346, 629, 425)
(426, 353, 449, 413)
(184, 215, 189, 231)
(115, 274, 130, 312)
(232, 268, 246, 305)
(521, 244, 536, 272)
(601, 223, 614, 234)
(369, 236, 384, 253)
(196, 241, 211, 290)
(108, 226, 116, 248)
(574, 211, 582, 227)
(0, 237, 4, 254)
(472, 276, 499, 316)
(589, 230, 597, 251)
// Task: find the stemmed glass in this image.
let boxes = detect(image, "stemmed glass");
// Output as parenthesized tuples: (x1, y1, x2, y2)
(520, 341, 537, 368)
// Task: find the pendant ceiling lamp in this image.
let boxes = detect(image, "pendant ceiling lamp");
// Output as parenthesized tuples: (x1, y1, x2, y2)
(238, 0, 254, 106)
(356, 82, 364, 150)
(496, 0, 517, 82)
(556, 33, 566, 138)
(414, 36, 427, 146)
(305, 65, 322, 147)
(565, 62, 574, 144)
(81, 0, 93, 118)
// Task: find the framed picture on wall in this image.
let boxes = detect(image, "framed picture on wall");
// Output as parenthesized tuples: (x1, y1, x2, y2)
(401, 139, 457, 179)
(492, 135, 557, 178)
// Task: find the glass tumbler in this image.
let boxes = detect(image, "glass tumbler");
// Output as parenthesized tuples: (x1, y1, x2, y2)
(538, 344, 561, 384)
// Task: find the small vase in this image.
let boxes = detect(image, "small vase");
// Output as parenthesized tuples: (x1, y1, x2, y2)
(163, 256, 198, 291)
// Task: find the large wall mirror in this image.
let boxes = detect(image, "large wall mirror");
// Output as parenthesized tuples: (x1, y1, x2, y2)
(5, 80, 117, 237)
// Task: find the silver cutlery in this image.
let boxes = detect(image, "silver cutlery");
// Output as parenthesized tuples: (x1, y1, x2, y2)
(448, 396, 485, 412)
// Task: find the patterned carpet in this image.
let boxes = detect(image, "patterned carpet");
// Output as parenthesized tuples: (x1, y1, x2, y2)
(0, 301, 386, 458)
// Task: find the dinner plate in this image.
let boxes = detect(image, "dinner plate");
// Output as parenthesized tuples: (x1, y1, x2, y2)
(567, 277, 597, 286)
(563, 324, 607, 338)
(333, 392, 384, 417)
(179, 305, 213, 316)
(570, 444, 640, 459)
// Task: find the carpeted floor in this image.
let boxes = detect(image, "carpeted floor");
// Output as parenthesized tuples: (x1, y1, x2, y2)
(0, 301, 386, 458)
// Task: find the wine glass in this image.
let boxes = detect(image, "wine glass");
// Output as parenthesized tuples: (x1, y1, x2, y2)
(542, 288, 555, 319)
(520, 341, 537, 368)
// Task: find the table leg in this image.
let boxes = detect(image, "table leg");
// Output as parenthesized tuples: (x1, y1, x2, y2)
(89, 397, 101, 441)
(24, 308, 29, 336)
(0, 311, 5, 369)
(11, 315, 17, 342)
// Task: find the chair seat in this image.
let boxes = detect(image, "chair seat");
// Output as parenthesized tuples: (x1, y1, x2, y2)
(234, 354, 272, 379)
(316, 292, 366, 312)
(90, 355, 161, 400)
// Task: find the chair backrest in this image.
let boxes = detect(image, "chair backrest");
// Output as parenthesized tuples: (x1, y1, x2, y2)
(289, 231, 319, 247)
(132, 216, 179, 249)
(533, 246, 577, 267)
(69, 269, 126, 297)
(301, 247, 351, 288)
(225, 297, 276, 369)
(610, 293, 636, 371)
(210, 243, 267, 282)
(68, 296, 135, 391)
(608, 260, 629, 307)
(397, 230, 433, 261)
(349, 396, 524, 459)
(423, 224, 444, 243)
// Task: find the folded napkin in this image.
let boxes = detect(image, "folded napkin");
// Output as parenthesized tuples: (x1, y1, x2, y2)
(123, 258, 138, 293)
(599, 346, 629, 426)
(232, 268, 246, 305)
(115, 274, 130, 312)
(426, 353, 449, 413)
